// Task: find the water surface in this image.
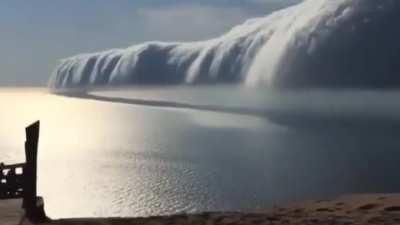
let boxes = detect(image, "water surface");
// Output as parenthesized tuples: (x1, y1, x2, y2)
(1, 87, 400, 218)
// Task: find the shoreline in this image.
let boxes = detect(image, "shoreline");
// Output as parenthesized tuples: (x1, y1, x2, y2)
(4, 193, 400, 224)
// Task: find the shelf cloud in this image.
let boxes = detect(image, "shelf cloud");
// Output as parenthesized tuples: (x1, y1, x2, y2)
(49, 0, 400, 90)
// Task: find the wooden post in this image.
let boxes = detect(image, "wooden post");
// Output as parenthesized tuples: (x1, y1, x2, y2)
(23, 121, 40, 219)
(23, 121, 48, 222)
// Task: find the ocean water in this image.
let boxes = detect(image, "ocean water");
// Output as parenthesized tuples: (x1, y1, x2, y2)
(1, 87, 400, 219)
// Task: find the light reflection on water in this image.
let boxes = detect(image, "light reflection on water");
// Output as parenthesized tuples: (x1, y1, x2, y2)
(1, 88, 400, 218)
(0, 88, 273, 218)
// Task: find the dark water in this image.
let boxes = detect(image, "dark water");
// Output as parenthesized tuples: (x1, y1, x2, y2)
(1, 87, 400, 218)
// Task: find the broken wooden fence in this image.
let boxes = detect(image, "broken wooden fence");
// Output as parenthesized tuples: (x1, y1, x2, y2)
(0, 121, 47, 222)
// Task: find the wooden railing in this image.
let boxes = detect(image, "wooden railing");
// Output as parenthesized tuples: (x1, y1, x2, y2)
(0, 121, 47, 222)
(0, 163, 25, 199)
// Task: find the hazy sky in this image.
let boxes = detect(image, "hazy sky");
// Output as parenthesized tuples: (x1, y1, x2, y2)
(0, 0, 299, 86)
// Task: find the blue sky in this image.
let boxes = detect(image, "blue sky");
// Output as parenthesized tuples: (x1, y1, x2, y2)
(0, 0, 299, 86)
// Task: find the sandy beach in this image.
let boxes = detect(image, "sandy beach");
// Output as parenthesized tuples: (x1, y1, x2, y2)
(4, 193, 400, 225)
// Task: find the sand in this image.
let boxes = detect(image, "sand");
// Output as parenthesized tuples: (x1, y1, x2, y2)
(5, 194, 400, 225)
(0, 199, 25, 225)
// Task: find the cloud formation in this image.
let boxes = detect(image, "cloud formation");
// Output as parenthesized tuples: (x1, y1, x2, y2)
(49, 0, 400, 90)
(1, 0, 294, 86)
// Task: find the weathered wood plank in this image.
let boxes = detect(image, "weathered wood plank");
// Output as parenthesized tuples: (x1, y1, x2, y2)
(23, 121, 40, 219)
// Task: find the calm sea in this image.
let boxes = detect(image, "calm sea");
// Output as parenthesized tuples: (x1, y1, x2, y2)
(1, 87, 400, 218)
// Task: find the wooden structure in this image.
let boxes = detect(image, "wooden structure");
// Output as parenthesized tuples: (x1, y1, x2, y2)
(0, 121, 47, 222)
